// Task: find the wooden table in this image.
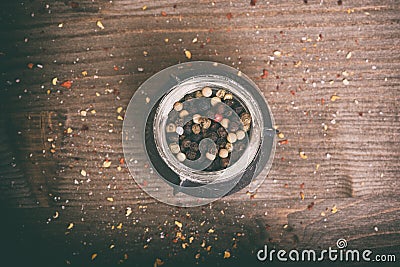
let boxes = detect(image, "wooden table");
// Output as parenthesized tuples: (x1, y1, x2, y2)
(0, 0, 399, 266)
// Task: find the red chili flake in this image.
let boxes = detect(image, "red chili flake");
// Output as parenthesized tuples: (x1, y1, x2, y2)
(300, 183, 305, 189)
(214, 114, 223, 122)
(284, 183, 288, 188)
(27, 63, 34, 69)
(113, 65, 119, 71)
(250, 0, 257, 6)
(119, 158, 125, 165)
(60, 80, 72, 89)
(278, 140, 288, 145)
(226, 13, 233, 20)
(321, 98, 325, 105)
(290, 90, 296, 96)
(161, 11, 167, 16)
(307, 202, 315, 210)
(359, 112, 363, 116)
(206, 37, 211, 43)
(260, 69, 268, 79)
(142, 180, 148, 187)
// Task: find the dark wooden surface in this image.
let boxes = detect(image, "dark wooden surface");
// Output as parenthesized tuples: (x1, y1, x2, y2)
(0, 0, 399, 266)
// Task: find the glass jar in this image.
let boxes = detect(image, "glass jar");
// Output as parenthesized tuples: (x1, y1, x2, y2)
(123, 61, 275, 207)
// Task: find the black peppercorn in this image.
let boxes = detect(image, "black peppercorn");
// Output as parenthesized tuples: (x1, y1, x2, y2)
(216, 138, 227, 148)
(190, 142, 199, 152)
(206, 132, 218, 142)
(217, 127, 228, 138)
(234, 106, 245, 115)
(191, 134, 203, 143)
(181, 139, 191, 150)
(224, 99, 235, 107)
(186, 151, 198, 160)
(229, 121, 240, 132)
(184, 124, 192, 135)
(220, 158, 230, 168)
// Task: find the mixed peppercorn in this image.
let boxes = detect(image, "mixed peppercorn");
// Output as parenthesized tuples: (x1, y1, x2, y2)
(165, 86, 252, 171)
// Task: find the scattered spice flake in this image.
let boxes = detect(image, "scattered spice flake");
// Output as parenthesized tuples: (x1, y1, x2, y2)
(27, 63, 34, 69)
(206, 245, 212, 252)
(208, 228, 215, 233)
(67, 223, 74, 230)
(110, 244, 115, 249)
(300, 182, 305, 189)
(60, 80, 72, 89)
(195, 253, 201, 259)
(321, 211, 326, 216)
(342, 78, 350, 85)
(330, 95, 340, 102)
(161, 11, 167, 17)
(91, 253, 98, 260)
(96, 20, 105, 30)
(273, 50, 282, 57)
(51, 77, 58, 86)
(300, 191, 305, 200)
(146, 97, 150, 103)
(154, 258, 164, 267)
(182, 243, 188, 249)
(226, 12, 233, 20)
(117, 223, 123, 229)
(103, 160, 112, 168)
(278, 132, 284, 139)
(81, 70, 88, 76)
(278, 140, 289, 146)
(117, 115, 124, 121)
(260, 69, 268, 79)
(331, 205, 338, 214)
(175, 220, 183, 228)
(116, 107, 123, 114)
(346, 52, 352, 59)
(307, 202, 315, 210)
(66, 127, 73, 134)
(107, 197, 114, 202)
(53, 211, 59, 219)
(223, 250, 231, 259)
(142, 5, 147, 11)
(184, 50, 192, 60)
(80, 169, 87, 177)
(250, 0, 257, 6)
(299, 151, 308, 159)
(126, 207, 132, 217)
